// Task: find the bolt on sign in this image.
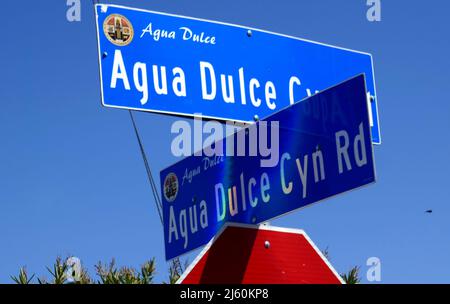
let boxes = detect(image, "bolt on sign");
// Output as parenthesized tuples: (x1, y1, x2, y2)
(95, 4, 381, 144)
(161, 75, 376, 260)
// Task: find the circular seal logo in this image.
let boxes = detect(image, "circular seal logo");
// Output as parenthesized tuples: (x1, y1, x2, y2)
(163, 173, 179, 203)
(103, 14, 134, 46)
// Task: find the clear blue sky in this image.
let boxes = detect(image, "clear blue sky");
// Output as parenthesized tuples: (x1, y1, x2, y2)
(1, 0, 449, 283)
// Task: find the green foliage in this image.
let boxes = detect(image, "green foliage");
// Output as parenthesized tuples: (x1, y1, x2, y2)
(118, 267, 140, 284)
(166, 258, 187, 284)
(11, 253, 359, 284)
(77, 267, 93, 284)
(321, 247, 330, 261)
(11, 256, 159, 284)
(167, 261, 181, 284)
(95, 258, 156, 284)
(95, 259, 121, 284)
(321, 247, 361, 284)
(140, 260, 156, 284)
(11, 267, 35, 284)
(46, 256, 69, 284)
(341, 266, 361, 284)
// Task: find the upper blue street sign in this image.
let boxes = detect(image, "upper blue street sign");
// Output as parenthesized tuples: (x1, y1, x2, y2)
(160, 74, 376, 260)
(95, 4, 381, 144)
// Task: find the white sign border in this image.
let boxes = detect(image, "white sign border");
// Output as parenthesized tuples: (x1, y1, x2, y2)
(94, 3, 381, 144)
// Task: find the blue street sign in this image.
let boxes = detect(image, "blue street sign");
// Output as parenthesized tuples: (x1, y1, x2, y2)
(160, 75, 376, 260)
(95, 4, 381, 144)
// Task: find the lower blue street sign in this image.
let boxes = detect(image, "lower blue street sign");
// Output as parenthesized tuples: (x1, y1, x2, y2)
(161, 75, 376, 260)
(95, 4, 381, 144)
